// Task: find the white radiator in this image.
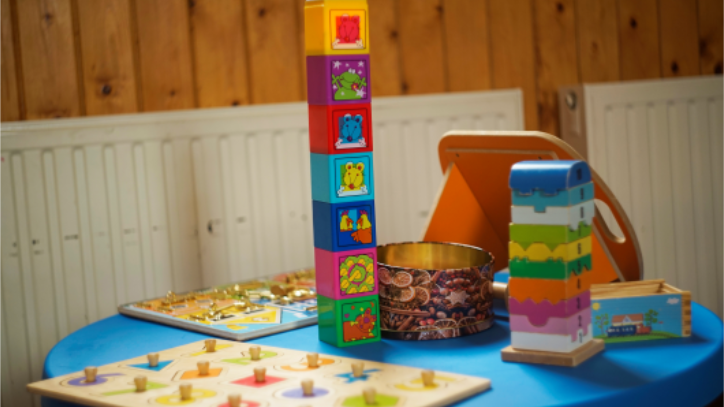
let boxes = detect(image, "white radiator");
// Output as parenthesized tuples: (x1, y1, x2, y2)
(560, 76, 723, 318)
(0, 90, 523, 406)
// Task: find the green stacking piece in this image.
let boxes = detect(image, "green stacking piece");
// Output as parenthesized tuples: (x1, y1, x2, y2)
(509, 254, 592, 280)
(509, 222, 592, 251)
(318, 294, 381, 347)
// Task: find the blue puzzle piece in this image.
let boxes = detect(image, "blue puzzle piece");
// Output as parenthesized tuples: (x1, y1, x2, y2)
(128, 360, 172, 372)
(509, 160, 591, 194)
(335, 368, 381, 383)
(512, 182, 594, 212)
(312, 200, 377, 251)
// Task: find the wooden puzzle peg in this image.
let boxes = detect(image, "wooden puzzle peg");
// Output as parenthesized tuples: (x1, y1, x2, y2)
(301, 378, 314, 396)
(147, 353, 159, 367)
(205, 339, 216, 352)
(179, 383, 192, 401)
(421, 370, 435, 387)
(249, 345, 261, 361)
(197, 360, 210, 376)
(306, 352, 319, 368)
(227, 394, 241, 407)
(253, 366, 266, 383)
(84, 367, 97, 383)
(352, 362, 364, 378)
(134, 376, 147, 392)
(363, 387, 376, 405)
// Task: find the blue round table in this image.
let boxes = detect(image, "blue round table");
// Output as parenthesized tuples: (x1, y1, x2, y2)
(44, 299, 723, 407)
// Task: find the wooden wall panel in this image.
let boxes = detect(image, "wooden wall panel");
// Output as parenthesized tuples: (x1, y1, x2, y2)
(76, 0, 138, 116)
(489, 0, 538, 130)
(15, 0, 81, 119)
(697, 0, 723, 75)
(576, 0, 620, 83)
(244, 0, 303, 104)
(1, 0, 21, 121)
(190, 0, 250, 108)
(369, 0, 402, 96)
(617, 0, 661, 80)
(442, 0, 491, 92)
(398, 0, 446, 95)
(135, 0, 195, 112)
(533, 0, 580, 136)
(658, 0, 700, 77)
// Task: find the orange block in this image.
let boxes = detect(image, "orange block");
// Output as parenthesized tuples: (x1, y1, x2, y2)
(509, 271, 592, 304)
(179, 367, 223, 380)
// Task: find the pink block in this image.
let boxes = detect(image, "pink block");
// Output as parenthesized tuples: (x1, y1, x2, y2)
(508, 291, 591, 325)
(315, 247, 378, 300)
(510, 307, 592, 341)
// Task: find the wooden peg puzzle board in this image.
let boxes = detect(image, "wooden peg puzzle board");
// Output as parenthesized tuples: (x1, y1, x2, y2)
(28, 340, 491, 407)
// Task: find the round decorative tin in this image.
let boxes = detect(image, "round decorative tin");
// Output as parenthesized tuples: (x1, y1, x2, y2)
(377, 242, 495, 340)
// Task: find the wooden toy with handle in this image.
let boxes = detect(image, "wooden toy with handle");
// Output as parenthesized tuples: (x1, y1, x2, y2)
(423, 131, 643, 284)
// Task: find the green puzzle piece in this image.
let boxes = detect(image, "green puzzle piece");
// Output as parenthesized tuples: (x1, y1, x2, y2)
(342, 393, 400, 407)
(509, 254, 592, 280)
(510, 222, 592, 251)
(102, 382, 166, 396)
(222, 350, 278, 365)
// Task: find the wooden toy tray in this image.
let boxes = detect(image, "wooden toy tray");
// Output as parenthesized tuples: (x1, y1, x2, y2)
(422, 131, 643, 283)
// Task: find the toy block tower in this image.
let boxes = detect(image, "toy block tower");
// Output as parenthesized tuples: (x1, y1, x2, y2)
(305, 0, 380, 347)
(501, 160, 604, 367)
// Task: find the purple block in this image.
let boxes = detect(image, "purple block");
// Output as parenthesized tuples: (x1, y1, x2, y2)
(307, 55, 371, 105)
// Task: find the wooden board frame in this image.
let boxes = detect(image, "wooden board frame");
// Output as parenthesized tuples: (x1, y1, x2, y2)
(422, 131, 643, 283)
(501, 338, 605, 367)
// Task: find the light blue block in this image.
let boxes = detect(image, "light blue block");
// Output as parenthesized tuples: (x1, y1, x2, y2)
(512, 182, 594, 212)
(311, 152, 375, 204)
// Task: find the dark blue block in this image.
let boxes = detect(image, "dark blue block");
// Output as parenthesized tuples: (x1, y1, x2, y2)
(509, 160, 592, 194)
(313, 200, 377, 251)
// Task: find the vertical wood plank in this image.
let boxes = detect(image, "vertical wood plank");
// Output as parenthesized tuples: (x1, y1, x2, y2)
(0, 153, 35, 406)
(617, 0, 661, 80)
(533, 0, 579, 136)
(369, 0, 402, 96)
(658, 0, 699, 77)
(134, 0, 195, 111)
(397, 0, 446, 95)
(575, 0, 619, 83)
(102, 146, 128, 305)
(228, 135, 258, 280)
(244, 0, 303, 104)
(1, 0, 22, 121)
(707, 99, 723, 315)
(697, 0, 723, 75)
(442, 0, 491, 92)
(15, 0, 82, 119)
(489, 0, 538, 130)
(190, 0, 250, 108)
(296, 0, 307, 99)
(76, 0, 138, 115)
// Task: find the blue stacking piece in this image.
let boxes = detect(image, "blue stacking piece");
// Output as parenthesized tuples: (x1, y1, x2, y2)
(512, 182, 594, 212)
(509, 160, 592, 195)
(312, 200, 377, 251)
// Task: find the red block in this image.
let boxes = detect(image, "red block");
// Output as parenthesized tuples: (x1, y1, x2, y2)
(308, 103, 373, 154)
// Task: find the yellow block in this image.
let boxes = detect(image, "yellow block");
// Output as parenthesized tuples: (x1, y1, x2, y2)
(509, 236, 591, 262)
(305, 0, 370, 56)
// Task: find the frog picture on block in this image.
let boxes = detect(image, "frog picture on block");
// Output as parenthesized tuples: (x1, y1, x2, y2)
(307, 55, 371, 105)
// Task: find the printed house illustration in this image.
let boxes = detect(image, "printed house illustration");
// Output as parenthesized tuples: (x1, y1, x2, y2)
(611, 314, 644, 326)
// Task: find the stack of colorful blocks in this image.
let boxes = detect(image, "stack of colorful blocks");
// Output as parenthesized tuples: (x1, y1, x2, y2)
(507, 161, 595, 353)
(305, 0, 380, 347)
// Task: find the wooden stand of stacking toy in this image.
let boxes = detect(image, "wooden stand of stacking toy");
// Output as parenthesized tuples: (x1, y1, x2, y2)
(501, 160, 605, 367)
(305, 0, 380, 347)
